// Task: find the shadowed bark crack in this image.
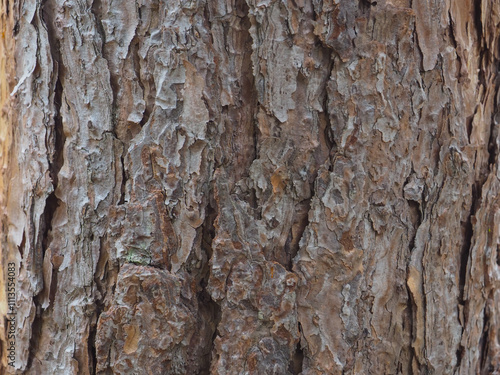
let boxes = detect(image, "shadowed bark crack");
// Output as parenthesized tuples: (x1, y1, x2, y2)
(288, 322, 304, 374)
(118, 155, 126, 205)
(199, 199, 221, 374)
(24, 5, 66, 371)
(479, 303, 490, 373)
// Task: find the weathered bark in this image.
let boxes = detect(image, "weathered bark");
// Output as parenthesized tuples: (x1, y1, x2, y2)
(2, 0, 500, 374)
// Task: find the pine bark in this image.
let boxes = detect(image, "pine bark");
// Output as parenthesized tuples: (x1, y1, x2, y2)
(1, 0, 500, 374)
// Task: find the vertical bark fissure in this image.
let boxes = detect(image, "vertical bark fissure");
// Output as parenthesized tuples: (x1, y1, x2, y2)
(455, 196, 475, 372)
(408, 200, 422, 252)
(459, 184, 478, 304)
(479, 303, 490, 373)
(89, 238, 112, 375)
(473, 0, 483, 49)
(198, 198, 221, 374)
(288, 341, 304, 374)
(487, 78, 500, 170)
(40, 3, 64, 261)
(87, 309, 99, 375)
(405, 182, 421, 372)
(118, 155, 126, 205)
(24, 5, 67, 371)
(25, 200, 39, 371)
(50, 76, 65, 186)
(26, 299, 42, 371)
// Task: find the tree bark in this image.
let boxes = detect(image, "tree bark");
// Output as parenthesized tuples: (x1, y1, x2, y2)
(1, 0, 500, 374)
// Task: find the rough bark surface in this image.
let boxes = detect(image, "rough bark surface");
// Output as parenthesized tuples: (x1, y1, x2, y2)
(2, 0, 500, 374)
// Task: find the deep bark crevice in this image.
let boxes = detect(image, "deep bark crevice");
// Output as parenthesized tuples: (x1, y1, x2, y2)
(459, 185, 476, 303)
(198, 198, 221, 374)
(41, 0, 65, 308)
(41, 0, 65, 239)
(41, 192, 59, 257)
(23, 6, 66, 371)
(26, 298, 43, 371)
(479, 303, 490, 374)
(87, 309, 99, 375)
(198, 286, 221, 375)
(288, 341, 304, 374)
(407, 200, 421, 252)
(50, 77, 65, 185)
(473, 0, 483, 48)
(41, 0, 66, 206)
(455, 185, 476, 371)
(118, 155, 126, 205)
(487, 79, 500, 170)
(19, 231, 26, 259)
(288, 322, 304, 374)
(88, 274, 105, 375)
(27, 9, 65, 370)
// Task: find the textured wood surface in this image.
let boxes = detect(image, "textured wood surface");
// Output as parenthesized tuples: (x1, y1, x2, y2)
(1, 0, 500, 374)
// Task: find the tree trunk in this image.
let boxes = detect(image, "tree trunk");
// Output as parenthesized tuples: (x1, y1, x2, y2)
(1, 0, 500, 373)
